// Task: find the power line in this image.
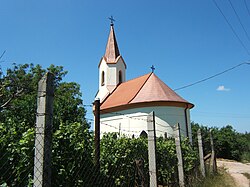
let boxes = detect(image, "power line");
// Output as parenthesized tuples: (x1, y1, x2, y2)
(84, 104, 92, 107)
(228, 0, 250, 43)
(86, 118, 94, 122)
(212, 0, 250, 56)
(155, 121, 174, 130)
(244, 0, 250, 18)
(174, 61, 250, 91)
(192, 112, 250, 119)
(100, 121, 141, 134)
(100, 115, 186, 136)
(0, 50, 6, 61)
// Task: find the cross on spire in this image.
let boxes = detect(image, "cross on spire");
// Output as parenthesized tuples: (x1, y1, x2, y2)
(151, 65, 155, 73)
(108, 16, 115, 26)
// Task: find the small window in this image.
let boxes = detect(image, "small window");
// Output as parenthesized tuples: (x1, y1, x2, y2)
(140, 130, 148, 138)
(118, 70, 122, 84)
(101, 71, 105, 86)
(164, 132, 168, 139)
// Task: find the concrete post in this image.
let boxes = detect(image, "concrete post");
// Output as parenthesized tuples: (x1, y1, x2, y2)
(33, 72, 54, 187)
(175, 123, 185, 187)
(197, 129, 205, 177)
(209, 129, 217, 173)
(147, 111, 158, 187)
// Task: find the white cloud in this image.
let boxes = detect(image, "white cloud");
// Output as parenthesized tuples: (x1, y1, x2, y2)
(216, 85, 230, 91)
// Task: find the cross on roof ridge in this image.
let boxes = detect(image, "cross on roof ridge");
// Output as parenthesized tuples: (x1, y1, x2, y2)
(151, 65, 155, 73)
(108, 16, 115, 26)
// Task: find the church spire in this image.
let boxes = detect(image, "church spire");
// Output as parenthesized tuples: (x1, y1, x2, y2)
(104, 18, 120, 63)
(96, 18, 127, 102)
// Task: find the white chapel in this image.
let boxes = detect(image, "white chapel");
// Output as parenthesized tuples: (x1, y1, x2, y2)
(95, 22, 194, 139)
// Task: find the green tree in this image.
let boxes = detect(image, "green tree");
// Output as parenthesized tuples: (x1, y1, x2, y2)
(191, 122, 249, 161)
(0, 63, 69, 127)
(213, 125, 248, 160)
(240, 132, 250, 162)
(0, 63, 93, 186)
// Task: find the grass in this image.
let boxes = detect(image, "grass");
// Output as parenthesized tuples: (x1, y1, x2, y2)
(192, 169, 236, 187)
(240, 151, 250, 163)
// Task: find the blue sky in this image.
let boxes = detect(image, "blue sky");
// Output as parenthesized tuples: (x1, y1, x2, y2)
(1, 0, 250, 132)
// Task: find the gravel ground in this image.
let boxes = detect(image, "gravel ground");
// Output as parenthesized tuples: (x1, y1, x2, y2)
(217, 159, 250, 187)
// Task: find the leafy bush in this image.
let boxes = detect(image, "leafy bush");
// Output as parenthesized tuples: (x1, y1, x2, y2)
(100, 133, 148, 186)
(52, 122, 94, 186)
(100, 133, 198, 187)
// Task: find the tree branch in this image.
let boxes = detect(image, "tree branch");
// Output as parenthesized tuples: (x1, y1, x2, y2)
(0, 88, 23, 109)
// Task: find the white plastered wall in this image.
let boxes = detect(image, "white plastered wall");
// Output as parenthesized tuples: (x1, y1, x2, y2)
(100, 106, 191, 139)
(96, 57, 126, 102)
(186, 108, 192, 142)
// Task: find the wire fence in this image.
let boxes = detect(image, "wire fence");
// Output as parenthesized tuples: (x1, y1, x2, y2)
(0, 113, 214, 186)
(0, 125, 35, 186)
(0, 115, 205, 186)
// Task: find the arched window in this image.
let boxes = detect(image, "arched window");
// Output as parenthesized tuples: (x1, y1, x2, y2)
(164, 132, 168, 139)
(140, 130, 148, 138)
(118, 70, 122, 84)
(101, 71, 105, 86)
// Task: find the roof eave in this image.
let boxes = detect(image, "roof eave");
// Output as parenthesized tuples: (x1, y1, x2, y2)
(100, 101, 194, 114)
(98, 55, 127, 69)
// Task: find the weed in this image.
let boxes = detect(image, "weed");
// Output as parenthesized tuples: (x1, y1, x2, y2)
(242, 172, 250, 180)
(191, 168, 236, 187)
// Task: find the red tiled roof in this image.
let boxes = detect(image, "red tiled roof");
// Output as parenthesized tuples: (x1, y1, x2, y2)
(101, 73, 151, 110)
(101, 73, 194, 112)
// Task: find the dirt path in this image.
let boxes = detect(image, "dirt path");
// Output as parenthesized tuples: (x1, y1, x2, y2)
(217, 159, 250, 187)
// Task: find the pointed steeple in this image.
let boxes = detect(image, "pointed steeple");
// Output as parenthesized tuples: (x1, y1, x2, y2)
(104, 23, 120, 63)
(96, 19, 127, 102)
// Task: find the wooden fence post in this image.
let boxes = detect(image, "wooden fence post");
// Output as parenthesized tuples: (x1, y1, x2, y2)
(33, 72, 54, 187)
(93, 99, 100, 171)
(174, 123, 185, 187)
(135, 159, 146, 187)
(197, 129, 205, 177)
(147, 111, 158, 187)
(209, 129, 217, 173)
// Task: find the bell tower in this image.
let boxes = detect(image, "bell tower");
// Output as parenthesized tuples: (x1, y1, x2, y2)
(96, 18, 126, 102)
